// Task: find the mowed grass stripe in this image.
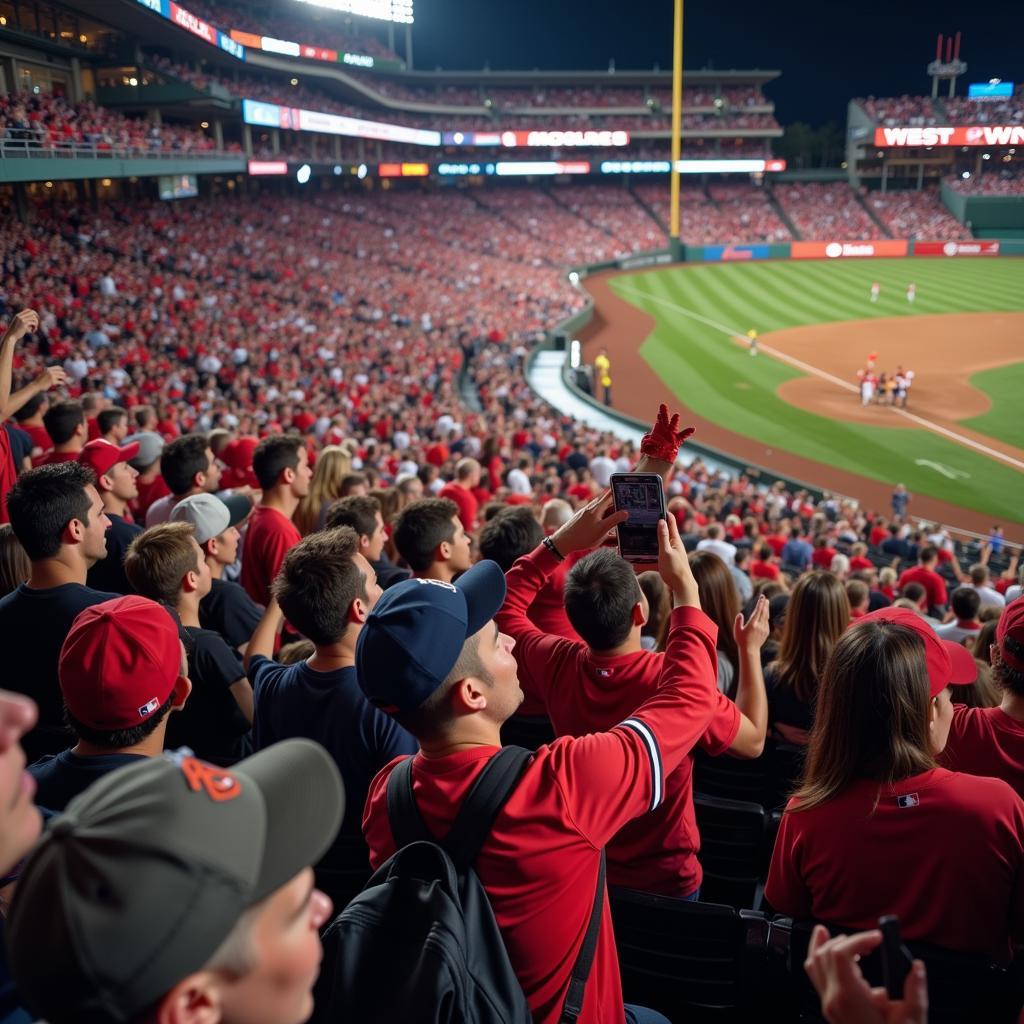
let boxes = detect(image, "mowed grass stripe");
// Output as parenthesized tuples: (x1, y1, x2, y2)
(609, 257, 1024, 523)
(962, 363, 1024, 448)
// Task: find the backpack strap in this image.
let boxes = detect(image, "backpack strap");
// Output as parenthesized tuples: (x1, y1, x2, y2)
(559, 851, 606, 1024)
(443, 746, 533, 871)
(385, 756, 432, 849)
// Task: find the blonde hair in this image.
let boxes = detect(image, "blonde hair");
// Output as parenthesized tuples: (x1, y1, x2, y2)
(294, 445, 353, 536)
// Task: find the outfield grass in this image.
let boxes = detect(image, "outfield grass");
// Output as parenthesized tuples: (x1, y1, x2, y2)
(609, 257, 1024, 524)
(962, 362, 1024, 449)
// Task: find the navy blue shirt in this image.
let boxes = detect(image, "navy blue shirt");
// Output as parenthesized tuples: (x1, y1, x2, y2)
(780, 538, 813, 570)
(251, 655, 417, 835)
(0, 582, 119, 762)
(29, 749, 147, 812)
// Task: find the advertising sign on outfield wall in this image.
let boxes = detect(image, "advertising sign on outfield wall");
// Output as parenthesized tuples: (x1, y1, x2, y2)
(791, 241, 909, 259)
(703, 244, 772, 261)
(914, 240, 1001, 256)
(874, 125, 1024, 147)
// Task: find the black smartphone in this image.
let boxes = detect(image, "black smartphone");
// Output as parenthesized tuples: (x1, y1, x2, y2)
(879, 915, 914, 999)
(610, 473, 666, 564)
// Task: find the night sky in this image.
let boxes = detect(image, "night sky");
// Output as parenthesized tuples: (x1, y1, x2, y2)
(409, 0, 1024, 127)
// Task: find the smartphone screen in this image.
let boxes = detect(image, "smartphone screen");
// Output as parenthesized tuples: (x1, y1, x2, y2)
(611, 473, 665, 562)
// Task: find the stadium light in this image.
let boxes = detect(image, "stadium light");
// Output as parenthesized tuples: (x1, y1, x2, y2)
(357, 164, 368, 179)
(296, 164, 312, 184)
(962, 171, 971, 179)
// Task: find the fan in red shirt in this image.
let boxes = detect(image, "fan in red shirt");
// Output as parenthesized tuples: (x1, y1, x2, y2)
(750, 543, 781, 581)
(940, 597, 1024, 799)
(497, 521, 771, 897)
(848, 542, 873, 572)
(358, 501, 717, 1024)
(897, 545, 948, 614)
(240, 436, 312, 607)
(0, 310, 41, 521)
(437, 458, 480, 532)
(810, 535, 837, 569)
(766, 607, 1024, 962)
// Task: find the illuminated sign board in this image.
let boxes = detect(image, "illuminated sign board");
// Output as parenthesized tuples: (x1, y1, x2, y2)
(442, 130, 630, 148)
(293, 0, 414, 23)
(494, 161, 591, 176)
(378, 162, 430, 177)
(874, 125, 1024, 147)
(599, 158, 786, 174)
(135, 0, 245, 59)
(915, 240, 1000, 256)
(968, 82, 1014, 99)
(792, 240, 909, 259)
(247, 160, 289, 175)
(241, 99, 440, 147)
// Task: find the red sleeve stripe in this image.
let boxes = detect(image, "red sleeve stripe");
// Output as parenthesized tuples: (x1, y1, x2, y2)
(619, 718, 663, 811)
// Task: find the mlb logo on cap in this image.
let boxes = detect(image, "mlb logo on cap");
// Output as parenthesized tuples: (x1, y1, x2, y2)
(897, 794, 920, 809)
(138, 698, 160, 718)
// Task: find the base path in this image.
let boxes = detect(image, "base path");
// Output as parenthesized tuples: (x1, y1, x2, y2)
(580, 268, 1020, 539)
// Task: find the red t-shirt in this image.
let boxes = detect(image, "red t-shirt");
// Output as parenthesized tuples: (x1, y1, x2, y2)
(940, 705, 1024, 800)
(240, 506, 301, 607)
(132, 474, 171, 521)
(766, 767, 1024, 961)
(21, 423, 51, 456)
(849, 556, 873, 572)
(750, 560, 780, 581)
(869, 526, 889, 547)
(897, 565, 948, 609)
(363, 605, 719, 1024)
(764, 534, 787, 557)
(496, 545, 739, 896)
(0, 427, 15, 523)
(811, 546, 837, 568)
(33, 449, 79, 467)
(438, 481, 478, 532)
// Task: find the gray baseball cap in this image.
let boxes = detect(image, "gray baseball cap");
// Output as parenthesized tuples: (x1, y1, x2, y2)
(170, 492, 252, 544)
(7, 739, 344, 1023)
(122, 431, 164, 469)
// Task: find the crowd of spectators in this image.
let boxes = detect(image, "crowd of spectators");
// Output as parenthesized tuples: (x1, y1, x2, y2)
(943, 88, 1024, 125)
(946, 167, 1024, 194)
(857, 95, 941, 126)
(0, 89, 234, 155)
(867, 188, 973, 240)
(634, 183, 792, 243)
(0, 168, 1021, 1022)
(773, 182, 885, 240)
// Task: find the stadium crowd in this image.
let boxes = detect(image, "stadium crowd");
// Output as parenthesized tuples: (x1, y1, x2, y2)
(0, 89, 234, 154)
(0, 159, 1020, 1022)
(867, 189, 973, 240)
(774, 182, 885, 240)
(857, 95, 941, 126)
(946, 168, 1024, 195)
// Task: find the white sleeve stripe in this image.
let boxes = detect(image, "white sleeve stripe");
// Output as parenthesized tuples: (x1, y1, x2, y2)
(619, 717, 663, 811)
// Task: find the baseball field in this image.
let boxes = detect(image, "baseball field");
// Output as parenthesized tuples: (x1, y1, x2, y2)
(582, 256, 1024, 536)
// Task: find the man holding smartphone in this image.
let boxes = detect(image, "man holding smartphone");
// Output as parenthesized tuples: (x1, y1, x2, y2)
(496, 406, 770, 899)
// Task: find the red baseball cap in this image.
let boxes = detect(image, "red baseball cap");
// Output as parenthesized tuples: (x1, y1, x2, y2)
(78, 438, 141, 479)
(221, 436, 259, 489)
(59, 596, 183, 731)
(858, 606, 977, 697)
(997, 597, 1024, 673)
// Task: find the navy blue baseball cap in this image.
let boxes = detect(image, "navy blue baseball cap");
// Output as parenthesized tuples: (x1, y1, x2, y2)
(356, 560, 507, 713)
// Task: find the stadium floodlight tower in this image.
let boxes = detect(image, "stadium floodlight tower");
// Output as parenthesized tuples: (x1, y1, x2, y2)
(928, 32, 967, 98)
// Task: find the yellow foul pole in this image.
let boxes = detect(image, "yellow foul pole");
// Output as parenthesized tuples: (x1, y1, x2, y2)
(669, 0, 683, 259)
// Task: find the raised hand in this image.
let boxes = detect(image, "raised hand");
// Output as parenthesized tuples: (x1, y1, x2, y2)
(2, 309, 39, 345)
(551, 490, 629, 556)
(35, 365, 66, 390)
(658, 513, 699, 608)
(734, 594, 770, 653)
(640, 403, 696, 465)
(804, 926, 928, 1024)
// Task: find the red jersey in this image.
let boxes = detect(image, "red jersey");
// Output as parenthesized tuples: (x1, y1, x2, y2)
(750, 560, 780, 581)
(898, 565, 948, 609)
(869, 526, 889, 547)
(34, 450, 79, 467)
(438, 481, 478, 532)
(21, 423, 51, 456)
(240, 506, 301, 607)
(940, 705, 1024, 799)
(496, 544, 739, 895)
(131, 474, 171, 521)
(811, 546, 837, 569)
(849, 556, 873, 572)
(0, 427, 15, 523)
(363, 605, 719, 1024)
(766, 767, 1024, 961)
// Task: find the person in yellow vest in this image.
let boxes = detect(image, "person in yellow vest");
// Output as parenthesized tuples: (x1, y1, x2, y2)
(746, 329, 759, 357)
(594, 348, 613, 406)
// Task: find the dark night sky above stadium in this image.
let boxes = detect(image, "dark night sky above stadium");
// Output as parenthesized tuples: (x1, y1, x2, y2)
(411, 0, 1024, 127)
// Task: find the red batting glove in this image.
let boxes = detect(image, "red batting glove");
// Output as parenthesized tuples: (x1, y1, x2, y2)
(640, 404, 695, 464)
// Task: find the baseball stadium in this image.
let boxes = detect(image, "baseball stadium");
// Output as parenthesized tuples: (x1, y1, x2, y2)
(1, 1, 1024, 1022)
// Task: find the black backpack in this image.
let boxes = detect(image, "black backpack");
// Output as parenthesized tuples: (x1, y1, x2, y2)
(311, 746, 605, 1024)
